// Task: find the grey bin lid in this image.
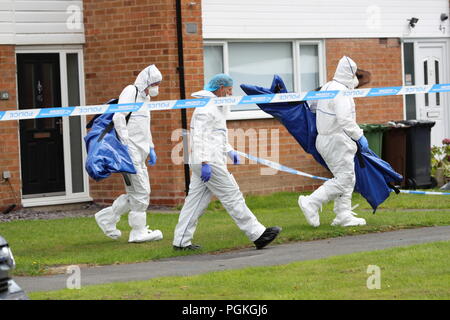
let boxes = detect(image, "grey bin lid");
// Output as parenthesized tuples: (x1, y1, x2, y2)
(395, 120, 436, 128)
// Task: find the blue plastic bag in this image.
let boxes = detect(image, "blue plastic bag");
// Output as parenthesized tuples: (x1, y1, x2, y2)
(84, 102, 136, 181)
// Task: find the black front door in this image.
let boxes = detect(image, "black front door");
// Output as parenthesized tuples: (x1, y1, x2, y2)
(17, 53, 65, 196)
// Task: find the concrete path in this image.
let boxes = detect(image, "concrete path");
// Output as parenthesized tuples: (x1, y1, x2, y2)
(15, 226, 450, 293)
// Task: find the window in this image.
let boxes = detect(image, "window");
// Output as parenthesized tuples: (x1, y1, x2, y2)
(435, 60, 440, 106)
(203, 40, 324, 120)
(203, 44, 224, 84)
(299, 44, 320, 91)
(403, 42, 416, 120)
(67, 53, 84, 194)
(424, 60, 429, 106)
(229, 42, 294, 112)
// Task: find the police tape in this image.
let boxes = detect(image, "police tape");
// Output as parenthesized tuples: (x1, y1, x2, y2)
(237, 151, 450, 196)
(236, 151, 329, 181)
(1, 83, 450, 121)
(397, 190, 450, 195)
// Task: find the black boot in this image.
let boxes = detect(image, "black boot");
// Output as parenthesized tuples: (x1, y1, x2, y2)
(173, 244, 202, 251)
(254, 226, 282, 250)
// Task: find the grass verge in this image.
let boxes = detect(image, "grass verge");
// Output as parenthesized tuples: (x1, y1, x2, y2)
(1, 191, 449, 276)
(29, 241, 450, 300)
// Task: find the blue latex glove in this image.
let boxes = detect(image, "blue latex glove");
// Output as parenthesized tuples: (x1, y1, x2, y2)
(201, 163, 212, 182)
(357, 135, 369, 152)
(148, 147, 157, 166)
(228, 150, 240, 165)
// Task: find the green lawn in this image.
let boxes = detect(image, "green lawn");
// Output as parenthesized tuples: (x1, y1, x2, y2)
(1, 191, 449, 276)
(29, 241, 450, 300)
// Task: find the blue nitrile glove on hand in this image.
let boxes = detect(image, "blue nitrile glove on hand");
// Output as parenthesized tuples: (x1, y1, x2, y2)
(201, 163, 212, 182)
(228, 150, 240, 165)
(148, 147, 157, 166)
(357, 135, 369, 152)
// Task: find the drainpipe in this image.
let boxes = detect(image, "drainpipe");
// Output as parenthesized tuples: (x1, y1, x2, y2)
(175, 0, 191, 195)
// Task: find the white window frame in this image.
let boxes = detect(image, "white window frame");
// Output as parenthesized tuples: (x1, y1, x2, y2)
(203, 40, 326, 121)
(15, 45, 92, 207)
(294, 40, 327, 94)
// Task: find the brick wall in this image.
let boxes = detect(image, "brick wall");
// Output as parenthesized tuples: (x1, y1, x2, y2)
(326, 38, 404, 123)
(226, 119, 329, 196)
(0, 46, 21, 212)
(83, 0, 203, 206)
(222, 38, 404, 196)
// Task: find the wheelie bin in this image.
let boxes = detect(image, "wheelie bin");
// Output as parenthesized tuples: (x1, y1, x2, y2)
(382, 122, 409, 187)
(395, 120, 436, 189)
(359, 124, 388, 158)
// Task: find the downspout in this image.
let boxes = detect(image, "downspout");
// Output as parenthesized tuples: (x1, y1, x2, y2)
(175, 0, 191, 195)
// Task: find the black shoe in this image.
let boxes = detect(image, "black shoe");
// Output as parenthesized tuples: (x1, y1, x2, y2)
(254, 227, 282, 250)
(173, 244, 202, 251)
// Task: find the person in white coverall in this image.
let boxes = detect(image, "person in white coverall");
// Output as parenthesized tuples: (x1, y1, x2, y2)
(95, 64, 163, 243)
(173, 74, 282, 250)
(298, 56, 368, 227)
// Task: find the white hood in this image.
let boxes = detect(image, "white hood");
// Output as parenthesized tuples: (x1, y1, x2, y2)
(333, 56, 357, 89)
(191, 90, 230, 118)
(134, 64, 162, 97)
(191, 90, 216, 98)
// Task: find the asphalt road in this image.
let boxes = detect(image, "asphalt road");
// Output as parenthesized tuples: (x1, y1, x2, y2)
(15, 225, 450, 293)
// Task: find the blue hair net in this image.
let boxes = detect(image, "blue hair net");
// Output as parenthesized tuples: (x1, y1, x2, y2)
(204, 74, 233, 92)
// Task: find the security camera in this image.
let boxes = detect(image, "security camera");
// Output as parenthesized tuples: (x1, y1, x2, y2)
(441, 13, 449, 22)
(408, 17, 419, 28)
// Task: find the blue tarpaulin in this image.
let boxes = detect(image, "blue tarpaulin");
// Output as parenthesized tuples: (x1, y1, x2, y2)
(241, 75, 327, 169)
(241, 75, 403, 212)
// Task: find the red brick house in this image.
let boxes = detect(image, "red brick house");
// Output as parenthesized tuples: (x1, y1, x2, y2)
(0, 0, 449, 211)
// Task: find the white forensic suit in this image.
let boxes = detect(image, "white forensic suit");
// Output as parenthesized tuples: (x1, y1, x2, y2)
(95, 64, 163, 242)
(173, 90, 266, 248)
(299, 56, 366, 227)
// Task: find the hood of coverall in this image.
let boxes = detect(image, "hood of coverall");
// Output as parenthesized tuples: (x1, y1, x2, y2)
(134, 64, 163, 98)
(191, 89, 230, 118)
(333, 56, 358, 89)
